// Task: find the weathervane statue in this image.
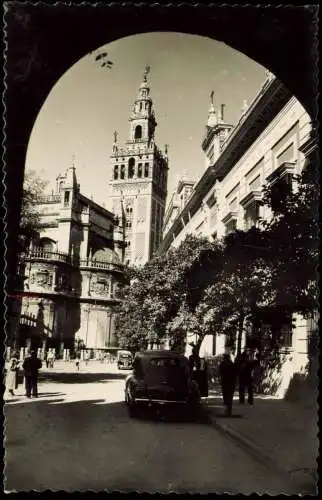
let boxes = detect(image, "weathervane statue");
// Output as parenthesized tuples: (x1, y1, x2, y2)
(144, 64, 151, 82)
(210, 90, 214, 105)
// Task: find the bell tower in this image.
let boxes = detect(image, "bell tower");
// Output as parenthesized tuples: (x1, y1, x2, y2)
(109, 66, 169, 266)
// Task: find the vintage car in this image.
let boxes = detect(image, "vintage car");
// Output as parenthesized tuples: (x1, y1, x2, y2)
(117, 350, 133, 370)
(124, 350, 201, 419)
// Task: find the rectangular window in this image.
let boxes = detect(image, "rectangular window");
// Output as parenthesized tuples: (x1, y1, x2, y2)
(276, 143, 295, 167)
(229, 197, 237, 211)
(120, 165, 125, 180)
(272, 123, 298, 156)
(225, 219, 237, 235)
(244, 202, 260, 230)
(245, 158, 264, 180)
(144, 163, 149, 177)
(249, 174, 261, 190)
(226, 182, 240, 201)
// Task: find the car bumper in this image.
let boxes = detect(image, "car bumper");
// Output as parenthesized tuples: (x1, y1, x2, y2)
(134, 398, 188, 406)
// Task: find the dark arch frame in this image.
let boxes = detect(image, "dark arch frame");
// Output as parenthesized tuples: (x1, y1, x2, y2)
(4, 3, 318, 302)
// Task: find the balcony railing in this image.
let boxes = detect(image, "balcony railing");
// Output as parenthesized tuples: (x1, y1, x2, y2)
(36, 194, 61, 204)
(23, 249, 72, 264)
(79, 259, 123, 272)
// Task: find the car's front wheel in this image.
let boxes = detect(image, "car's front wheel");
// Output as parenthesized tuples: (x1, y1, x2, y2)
(125, 388, 139, 418)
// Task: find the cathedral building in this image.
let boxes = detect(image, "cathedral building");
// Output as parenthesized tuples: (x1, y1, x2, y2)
(16, 165, 126, 357)
(109, 67, 169, 266)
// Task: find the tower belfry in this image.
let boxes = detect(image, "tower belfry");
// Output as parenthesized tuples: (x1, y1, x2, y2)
(109, 67, 169, 266)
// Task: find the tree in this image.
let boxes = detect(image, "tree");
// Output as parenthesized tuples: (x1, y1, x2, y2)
(19, 169, 48, 251)
(114, 235, 223, 352)
(260, 167, 319, 316)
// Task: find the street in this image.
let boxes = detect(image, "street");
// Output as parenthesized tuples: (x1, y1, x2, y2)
(5, 364, 297, 494)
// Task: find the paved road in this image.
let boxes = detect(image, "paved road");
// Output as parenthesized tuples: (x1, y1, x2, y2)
(4, 369, 296, 494)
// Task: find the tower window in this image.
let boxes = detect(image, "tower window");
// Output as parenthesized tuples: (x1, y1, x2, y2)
(138, 163, 142, 178)
(64, 191, 70, 205)
(120, 165, 125, 180)
(139, 102, 142, 112)
(135, 125, 142, 140)
(114, 165, 119, 180)
(144, 163, 149, 177)
(128, 158, 135, 178)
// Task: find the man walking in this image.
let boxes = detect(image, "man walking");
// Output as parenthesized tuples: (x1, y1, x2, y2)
(219, 353, 237, 417)
(236, 349, 255, 405)
(23, 350, 42, 398)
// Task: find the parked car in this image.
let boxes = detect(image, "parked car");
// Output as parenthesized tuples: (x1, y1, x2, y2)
(117, 350, 133, 370)
(124, 350, 201, 419)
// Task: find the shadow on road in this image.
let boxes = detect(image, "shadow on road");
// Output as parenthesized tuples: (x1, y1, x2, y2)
(37, 371, 128, 384)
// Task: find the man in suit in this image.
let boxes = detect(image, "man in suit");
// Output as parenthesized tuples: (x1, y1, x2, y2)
(23, 350, 42, 398)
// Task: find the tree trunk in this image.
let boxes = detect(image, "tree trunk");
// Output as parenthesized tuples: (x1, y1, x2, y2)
(236, 314, 245, 355)
(195, 335, 204, 356)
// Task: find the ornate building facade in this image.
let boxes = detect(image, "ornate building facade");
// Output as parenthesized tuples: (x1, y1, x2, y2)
(16, 165, 126, 356)
(159, 74, 317, 396)
(109, 67, 169, 266)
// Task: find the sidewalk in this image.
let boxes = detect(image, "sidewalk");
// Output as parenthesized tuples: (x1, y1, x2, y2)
(205, 385, 318, 494)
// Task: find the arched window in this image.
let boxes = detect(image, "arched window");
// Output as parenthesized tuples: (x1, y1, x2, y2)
(144, 163, 149, 177)
(64, 191, 70, 205)
(138, 163, 142, 178)
(114, 165, 118, 180)
(40, 238, 55, 252)
(120, 165, 125, 180)
(135, 125, 142, 140)
(128, 158, 135, 178)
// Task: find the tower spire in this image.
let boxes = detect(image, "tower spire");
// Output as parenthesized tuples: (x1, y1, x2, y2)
(207, 90, 217, 127)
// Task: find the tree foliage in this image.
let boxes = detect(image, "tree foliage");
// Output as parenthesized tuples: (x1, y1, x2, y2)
(115, 162, 318, 356)
(259, 168, 319, 315)
(19, 169, 48, 249)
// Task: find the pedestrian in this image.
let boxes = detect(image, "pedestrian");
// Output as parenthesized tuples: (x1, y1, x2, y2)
(45, 351, 50, 369)
(85, 351, 90, 366)
(22, 350, 42, 398)
(47, 350, 54, 369)
(50, 350, 55, 369)
(6, 353, 20, 396)
(236, 349, 255, 405)
(75, 353, 80, 371)
(218, 353, 237, 417)
(188, 344, 201, 373)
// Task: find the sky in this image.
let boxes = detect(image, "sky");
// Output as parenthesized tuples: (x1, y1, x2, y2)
(26, 32, 269, 209)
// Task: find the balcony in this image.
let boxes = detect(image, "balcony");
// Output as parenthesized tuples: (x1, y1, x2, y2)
(240, 189, 262, 208)
(22, 249, 72, 265)
(222, 210, 238, 225)
(36, 194, 61, 204)
(267, 161, 296, 186)
(78, 259, 123, 273)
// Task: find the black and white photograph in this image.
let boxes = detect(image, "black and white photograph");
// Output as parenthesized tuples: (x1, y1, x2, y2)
(3, 3, 319, 495)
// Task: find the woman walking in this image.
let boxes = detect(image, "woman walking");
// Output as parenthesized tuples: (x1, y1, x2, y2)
(6, 353, 20, 396)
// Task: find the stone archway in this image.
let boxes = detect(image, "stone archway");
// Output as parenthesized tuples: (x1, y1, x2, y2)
(4, 4, 318, 300)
